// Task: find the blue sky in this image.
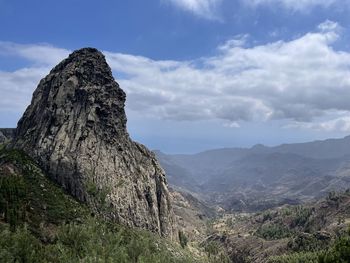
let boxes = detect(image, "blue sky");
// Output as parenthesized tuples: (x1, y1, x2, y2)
(1, 0, 350, 153)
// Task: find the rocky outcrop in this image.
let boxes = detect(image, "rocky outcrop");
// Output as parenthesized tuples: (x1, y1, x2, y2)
(0, 128, 15, 144)
(11, 48, 174, 237)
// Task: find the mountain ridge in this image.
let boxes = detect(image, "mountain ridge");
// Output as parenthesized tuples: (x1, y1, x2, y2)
(155, 135, 350, 212)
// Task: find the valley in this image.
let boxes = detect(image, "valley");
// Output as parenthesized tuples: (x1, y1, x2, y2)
(156, 137, 350, 212)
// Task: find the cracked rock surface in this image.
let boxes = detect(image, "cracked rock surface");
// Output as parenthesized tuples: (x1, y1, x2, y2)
(12, 48, 175, 237)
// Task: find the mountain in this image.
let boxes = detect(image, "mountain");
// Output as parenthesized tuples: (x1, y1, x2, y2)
(256, 136, 350, 159)
(10, 48, 174, 237)
(155, 137, 350, 211)
(0, 128, 15, 144)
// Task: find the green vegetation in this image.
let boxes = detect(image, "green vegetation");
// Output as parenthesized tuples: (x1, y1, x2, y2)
(256, 223, 292, 240)
(290, 206, 313, 228)
(0, 148, 200, 263)
(288, 233, 328, 252)
(179, 230, 188, 248)
(268, 251, 321, 263)
(0, 219, 196, 263)
(318, 227, 350, 263)
(254, 205, 314, 242)
(0, 174, 26, 231)
(266, 227, 350, 263)
(203, 241, 230, 263)
(85, 177, 110, 206)
(0, 148, 89, 233)
(261, 210, 275, 222)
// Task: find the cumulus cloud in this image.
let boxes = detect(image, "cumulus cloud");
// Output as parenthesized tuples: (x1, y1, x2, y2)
(1, 20, 350, 132)
(244, 0, 338, 11)
(163, 0, 223, 20)
(0, 42, 69, 113)
(0, 41, 69, 66)
(0, 67, 48, 112)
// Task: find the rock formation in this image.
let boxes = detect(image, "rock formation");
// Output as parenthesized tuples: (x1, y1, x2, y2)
(12, 48, 174, 237)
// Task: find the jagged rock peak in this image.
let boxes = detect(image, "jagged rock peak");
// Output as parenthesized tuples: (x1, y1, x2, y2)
(16, 47, 127, 143)
(12, 48, 175, 237)
(50, 48, 114, 84)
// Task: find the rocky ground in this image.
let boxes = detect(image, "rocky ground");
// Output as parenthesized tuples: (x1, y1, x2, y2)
(202, 190, 350, 262)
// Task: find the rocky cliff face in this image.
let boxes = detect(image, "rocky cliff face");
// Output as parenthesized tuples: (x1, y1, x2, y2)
(12, 48, 174, 237)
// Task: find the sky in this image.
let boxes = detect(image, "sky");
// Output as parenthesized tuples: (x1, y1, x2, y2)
(1, 0, 350, 153)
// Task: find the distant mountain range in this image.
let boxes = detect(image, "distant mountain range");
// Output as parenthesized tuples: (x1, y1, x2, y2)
(155, 136, 350, 211)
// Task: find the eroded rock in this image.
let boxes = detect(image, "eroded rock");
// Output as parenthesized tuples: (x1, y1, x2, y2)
(12, 48, 174, 237)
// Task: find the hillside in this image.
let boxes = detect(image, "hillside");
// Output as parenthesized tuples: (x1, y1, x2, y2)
(205, 190, 350, 262)
(0, 147, 200, 262)
(0, 129, 15, 144)
(2, 146, 348, 262)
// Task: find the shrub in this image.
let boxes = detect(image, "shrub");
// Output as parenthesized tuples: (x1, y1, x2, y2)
(268, 251, 321, 263)
(0, 218, 197, 263)
(318, 227, 350, 263)
(256, 223, 291, 240)
(0, 175, 27, 231)
(179, 230, 188, 248)
(290, 206, 312, 228)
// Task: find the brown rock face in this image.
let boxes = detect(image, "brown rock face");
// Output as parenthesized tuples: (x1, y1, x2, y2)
(12, 48, 174, 237)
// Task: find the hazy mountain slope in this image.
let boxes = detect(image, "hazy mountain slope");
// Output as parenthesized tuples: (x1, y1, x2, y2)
(252, 135, 350, 159)
(154, 150, 199, 192)
(204, 153, 350, 211)
(0, 128, 15, 144)
(156, 136, 350, 211)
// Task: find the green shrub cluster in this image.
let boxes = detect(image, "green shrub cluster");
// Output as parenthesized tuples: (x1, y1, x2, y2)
(318, 227, 350, 263)
(203, 241, 230, 263)
(179, 230, 188, 248)
(290, 206, 312, 228)
(288, 233, 328, 252)
(0, 175, 27, 231)
(267, 227, 350, 263)
(0, 219, 196, 263)
(0, 148, 89, 232)
(267, 251, 321, 263)
(256, 223, 291, 240)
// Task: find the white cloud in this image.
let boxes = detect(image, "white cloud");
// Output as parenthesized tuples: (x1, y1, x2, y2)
(1, 20, 350, 133)
(244, 0, 337, 11)
(223, 121, 241, 128)
(286, 116, 350, 132)
(218, 34, 250, 50)
(0, 41, 69, 66)
(164, 0, 223, 20)
(318, 20, 341, 32)
(0, 67, 49, 112)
